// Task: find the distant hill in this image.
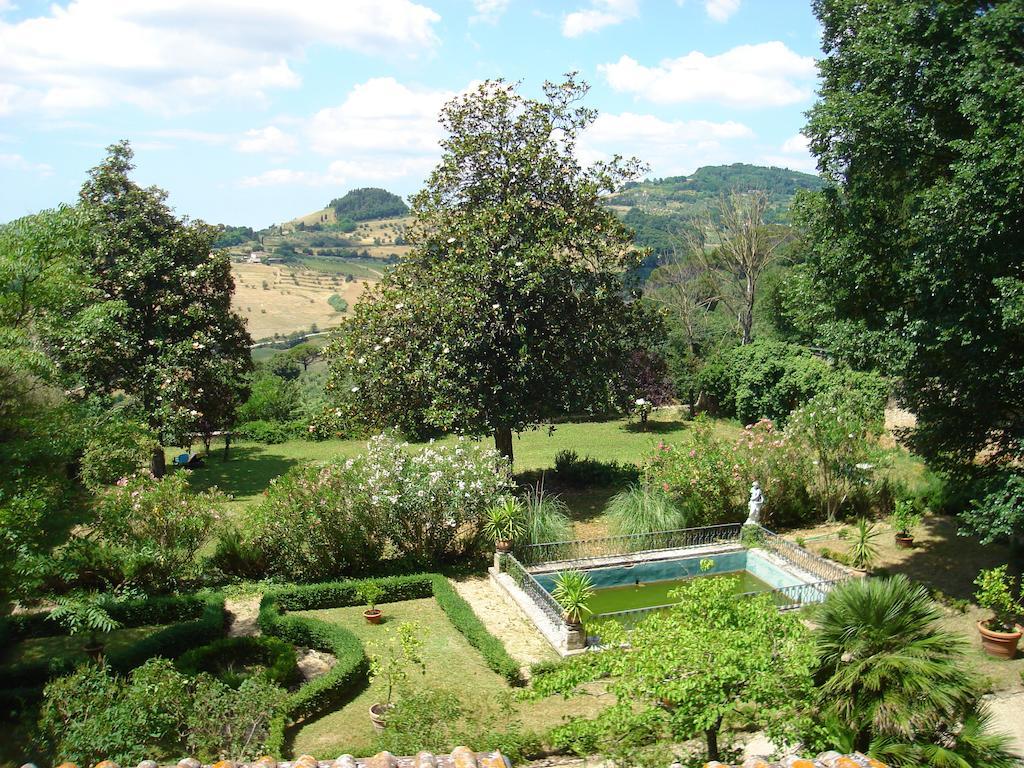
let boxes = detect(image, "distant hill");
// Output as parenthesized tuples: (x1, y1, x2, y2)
(328, 187, 409, 223)
(608, 163, 825, 263)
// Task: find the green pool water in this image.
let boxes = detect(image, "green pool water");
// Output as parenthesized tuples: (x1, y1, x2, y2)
(585, 570, 779, 625)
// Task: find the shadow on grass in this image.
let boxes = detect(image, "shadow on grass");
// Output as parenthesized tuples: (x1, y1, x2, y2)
(873, 514, 1015, 602)
(175, 446, 299, 503)
(620, 419, 690, 434)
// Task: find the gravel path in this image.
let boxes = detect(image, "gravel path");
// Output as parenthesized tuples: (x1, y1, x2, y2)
(987, 690, 1024, 757)
(225, 594, 262, 637)
(451, 575, 558, 672)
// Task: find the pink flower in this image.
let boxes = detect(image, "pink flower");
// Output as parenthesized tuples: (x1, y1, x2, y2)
(689, 449, 696, 458)
(662, 482, 670, 492)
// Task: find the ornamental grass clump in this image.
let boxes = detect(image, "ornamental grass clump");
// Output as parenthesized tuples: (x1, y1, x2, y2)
(519, 483, 573, 545)
(606, 485, 688, 536)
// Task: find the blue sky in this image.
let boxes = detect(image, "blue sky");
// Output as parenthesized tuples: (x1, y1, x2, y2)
(0, 0, 822, 228)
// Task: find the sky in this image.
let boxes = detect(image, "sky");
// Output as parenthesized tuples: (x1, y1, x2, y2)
(0, 0, 823, 228)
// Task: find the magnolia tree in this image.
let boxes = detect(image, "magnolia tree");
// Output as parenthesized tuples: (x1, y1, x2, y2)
(52, 141, 252, 475)
(328, 75, 663, 465)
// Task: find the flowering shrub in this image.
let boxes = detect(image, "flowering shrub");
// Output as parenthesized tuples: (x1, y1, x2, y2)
(735, 419, 814, 528)
(241, 432, 510, 581)
(647, 416, 746, 526)
(74, 473, 223, 592)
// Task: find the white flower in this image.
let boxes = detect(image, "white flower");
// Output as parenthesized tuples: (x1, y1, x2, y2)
(635, 398, 647, 406)
(492, 303, 500, 310)
(447, 237, 456, 243)
(396, 303, 405, 310)
(383, 336, 392, 344)
(358, 357, 366, 365)
(351, 386, 359, 392)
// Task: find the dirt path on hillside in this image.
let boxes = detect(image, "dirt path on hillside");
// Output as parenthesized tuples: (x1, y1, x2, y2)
(987, 691, 1024, 756)
(451, 576, 558, 673)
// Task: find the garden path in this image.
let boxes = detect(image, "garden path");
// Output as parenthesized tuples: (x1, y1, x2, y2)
(225, 592, 336, 682)
(225, 594, 262, 637)
(987, 691, 1024, 755)
(451, 575, 558, 672)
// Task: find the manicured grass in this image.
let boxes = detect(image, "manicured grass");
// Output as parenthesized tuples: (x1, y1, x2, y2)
(171, 411, 739, 513)
(290, 598, 605, 757)
(1, 625, 161, 666)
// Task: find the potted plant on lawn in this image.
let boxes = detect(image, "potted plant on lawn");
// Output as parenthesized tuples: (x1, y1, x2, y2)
(357, 582, 385, 625)
(974, 566, 1024, 659)
(48, 591, 122, 661)
(367, 621, 425, 730)
(484, 496, 525, 554)
(552, 569, 595, 651)
(891, 499, 923, 548)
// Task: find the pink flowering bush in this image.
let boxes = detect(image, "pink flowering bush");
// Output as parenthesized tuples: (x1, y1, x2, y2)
(647, 416, 746, 526)
(735, 419, 814, 528)
(240, 431, 511, 581)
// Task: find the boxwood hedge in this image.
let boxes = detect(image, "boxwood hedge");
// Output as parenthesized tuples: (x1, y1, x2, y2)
(259, 572, 522, 754)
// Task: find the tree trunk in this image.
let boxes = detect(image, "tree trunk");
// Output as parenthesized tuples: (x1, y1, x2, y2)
(493, 426, 514, 469)
(151, 445, 166, 478)
(706, 720, 722, 762)
(223, 432, 231, 461)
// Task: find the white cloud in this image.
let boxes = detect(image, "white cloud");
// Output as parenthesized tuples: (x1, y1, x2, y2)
(600, 42, 816, 108)
(562, 0, 638, 38)
(236, 126, 298, 155)
(0, 153, 53, 176)
(149, 128, 230, 145)
(470, 0, 509, 24)
(763, 132, 817, 173)
(239, 168, 334, 188)
(0, 0, 442, 115)
(307, 77, 455, 158)
(580, 111, 755, 176)
(705, 0, 739, 22)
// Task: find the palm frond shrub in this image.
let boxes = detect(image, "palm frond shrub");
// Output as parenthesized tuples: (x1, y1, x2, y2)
(848, 518, 879, 570)
(813, 575, 1015, 766)
(519, 483, 572, 545)
(606, 485, 688, 537)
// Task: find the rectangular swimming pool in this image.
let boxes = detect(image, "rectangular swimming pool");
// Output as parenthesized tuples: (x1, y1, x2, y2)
(533, 548, 809, 624)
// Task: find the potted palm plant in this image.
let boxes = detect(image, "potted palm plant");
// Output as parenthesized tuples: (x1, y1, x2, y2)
(552, 569, 595, 650)
(974, 566, 1024, 659)
(890, 499, 923, 548)
(367, 621, 425, 730)
(484, 496, 525, 553)
(356, 582, 385, 625)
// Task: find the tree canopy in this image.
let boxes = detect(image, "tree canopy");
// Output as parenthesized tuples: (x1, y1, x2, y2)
(328, 187, 409, 222)
(328, 75, 662, 463)
(51, 141, 252, 472)
(799, 0, 1024, 469)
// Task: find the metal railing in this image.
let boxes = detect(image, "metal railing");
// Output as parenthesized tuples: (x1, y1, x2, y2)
(500, 552, 568, 632)
(516, 523, 744, 567)
(587, 577, 844, 630)
(755, 527, 852, 583)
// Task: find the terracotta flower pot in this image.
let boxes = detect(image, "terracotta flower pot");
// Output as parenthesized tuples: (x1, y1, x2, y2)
(363, 608, 382, 625)
(369, 702, 392, 731)
(495, 540, 512, 553)
(977, 620, 1023, 659)
(894, 533, 914, 549)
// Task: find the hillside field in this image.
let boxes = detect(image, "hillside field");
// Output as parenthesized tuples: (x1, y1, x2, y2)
(232, 262, 375, 340)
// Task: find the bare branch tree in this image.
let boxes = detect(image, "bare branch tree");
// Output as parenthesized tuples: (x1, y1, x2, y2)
(686, 190, 793, 345)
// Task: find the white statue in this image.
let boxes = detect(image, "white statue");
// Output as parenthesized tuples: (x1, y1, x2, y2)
(745, 481, 764, 526)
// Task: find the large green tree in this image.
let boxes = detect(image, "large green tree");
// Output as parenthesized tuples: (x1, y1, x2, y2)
(800, 0, 1024, 468)
(328, 76, 661, 464)
(53, 141, 252, 475)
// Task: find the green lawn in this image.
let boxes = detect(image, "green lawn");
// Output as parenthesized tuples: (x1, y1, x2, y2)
(290, 597, 604, 757)
(171, 411, 738, 514)
(1, 624, 161, 666)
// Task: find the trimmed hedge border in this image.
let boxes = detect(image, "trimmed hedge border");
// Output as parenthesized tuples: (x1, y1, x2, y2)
(0, 592, 226, 692)
(259, 573, 522, 755)
(0, 593, 207, 642)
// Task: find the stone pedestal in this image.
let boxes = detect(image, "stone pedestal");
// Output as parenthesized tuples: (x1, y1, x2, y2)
(565, 623, 586, 651)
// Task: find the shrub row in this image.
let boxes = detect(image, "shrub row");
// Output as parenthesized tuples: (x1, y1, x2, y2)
(0, 593, 225, 691)
(258, 573, 523, 753)
(1, 592, 207, 642)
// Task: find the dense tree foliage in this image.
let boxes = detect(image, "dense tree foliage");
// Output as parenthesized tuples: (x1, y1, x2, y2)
(800, 0, 1024, 468)
(51, 141, 252, 474)
(328, 187, 409, 222)
(211, 225, 256, 249)
(329, 76, 662, 463)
